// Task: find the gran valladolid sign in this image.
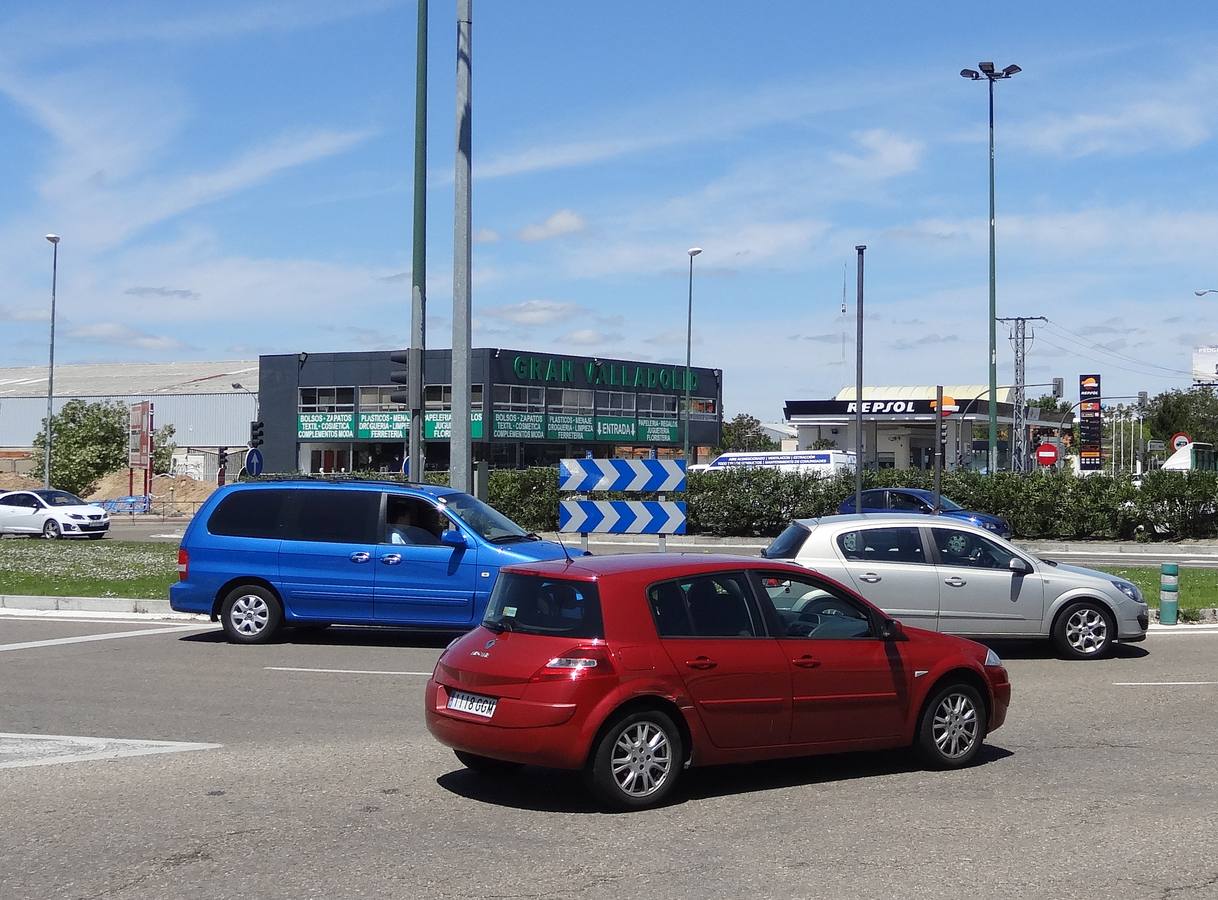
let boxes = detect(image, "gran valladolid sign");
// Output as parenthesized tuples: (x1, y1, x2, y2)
(511, 355, 699, 392)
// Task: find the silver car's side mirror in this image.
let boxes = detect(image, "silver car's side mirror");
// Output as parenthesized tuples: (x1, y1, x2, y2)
(1008, 557, 1031, 575)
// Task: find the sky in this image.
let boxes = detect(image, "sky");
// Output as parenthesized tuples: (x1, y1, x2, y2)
(1, 1, 1216, 421)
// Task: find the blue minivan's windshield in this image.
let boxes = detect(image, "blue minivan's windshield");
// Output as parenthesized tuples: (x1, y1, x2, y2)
(483, 574, 602, 637)
(439, 493, 536, 543)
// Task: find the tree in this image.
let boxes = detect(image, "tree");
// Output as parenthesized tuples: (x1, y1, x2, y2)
(716, 414, 779, 453)
(1145, 387, 1218, 446)
(810, 437, 837, 450)
(1028, 394, 1072, 415)
(31, 400, 127, 496)
(153, 424, 176, 475)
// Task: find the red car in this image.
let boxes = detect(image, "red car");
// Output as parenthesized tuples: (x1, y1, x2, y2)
(426, 554, 1010, 809)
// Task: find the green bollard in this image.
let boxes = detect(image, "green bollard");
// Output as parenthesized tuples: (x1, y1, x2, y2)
(1160, 563, 1179, 626)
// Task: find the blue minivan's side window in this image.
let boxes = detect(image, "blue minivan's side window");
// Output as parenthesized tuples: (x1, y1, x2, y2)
(208, 489, 288, 538)
(283, 490, 379, 544)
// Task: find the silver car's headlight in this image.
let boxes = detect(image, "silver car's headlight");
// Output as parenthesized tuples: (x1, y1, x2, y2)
(984, 648, 1002, 667)
(1111, 580, 1142, 603)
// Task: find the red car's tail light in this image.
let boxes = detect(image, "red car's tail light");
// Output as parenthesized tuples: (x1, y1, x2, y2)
(529, 645, 615, 683)
(177, 548, 189, 581)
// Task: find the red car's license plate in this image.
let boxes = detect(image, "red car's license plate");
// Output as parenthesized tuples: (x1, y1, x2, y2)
(446, 690, 497, 718)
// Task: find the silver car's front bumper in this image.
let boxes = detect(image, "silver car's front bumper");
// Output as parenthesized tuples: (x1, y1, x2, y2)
(1116, 603, 1150, 642)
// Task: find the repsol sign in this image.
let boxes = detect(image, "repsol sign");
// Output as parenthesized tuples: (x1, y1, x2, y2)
(845, 400, 921, 414)
(783, 398, 937, 417)
(511, 354, 697, 392)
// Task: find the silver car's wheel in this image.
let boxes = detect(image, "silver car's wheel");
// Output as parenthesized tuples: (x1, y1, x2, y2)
(42, 520, 61, 539)
(1053, 601, 1114, 660)
(219, 585, 282, 645)
(916, 682, 987, 769)
(587, 709, 684, 810)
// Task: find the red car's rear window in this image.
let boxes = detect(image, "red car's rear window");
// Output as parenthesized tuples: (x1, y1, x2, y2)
(483, 574, 603, 638)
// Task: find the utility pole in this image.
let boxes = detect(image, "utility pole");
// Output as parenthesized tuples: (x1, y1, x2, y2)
(997, 315, 1046, 472)
(450, 0, 472, 492)
(407, 0, 428, 482)
(854, 245, 866, 514)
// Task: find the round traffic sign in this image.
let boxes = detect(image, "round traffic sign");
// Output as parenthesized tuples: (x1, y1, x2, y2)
(1035, 442, 1059, 466)
(1171, 432, 1191, 451)
(245, 447, 264, 477)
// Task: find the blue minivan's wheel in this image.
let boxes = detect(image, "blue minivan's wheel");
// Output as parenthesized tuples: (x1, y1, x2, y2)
(220, 585, 283, 644)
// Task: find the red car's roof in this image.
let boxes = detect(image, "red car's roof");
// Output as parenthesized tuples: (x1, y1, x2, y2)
(501, 553, 812, 582)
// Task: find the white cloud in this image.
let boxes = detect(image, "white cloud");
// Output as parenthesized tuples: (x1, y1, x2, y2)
(65, 321, 187, 351)
(481, 300, 583, 326)
(475, 228, 501, 244)
(518, 210, 585, 242)
(1018, 100, 1209, 158)
(829, 129, 924, 179)
(560, 328, 623, 347)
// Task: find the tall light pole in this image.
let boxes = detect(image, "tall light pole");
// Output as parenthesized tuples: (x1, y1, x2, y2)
(683, 247, 702, 462)
(854, 245, 866, 513)
(43, 234, 60, 489)
(407, 0, 428, 484)
(450, 0, 472, 492)
(231, 382, 260, 418)
(961, 61, 1021, 474)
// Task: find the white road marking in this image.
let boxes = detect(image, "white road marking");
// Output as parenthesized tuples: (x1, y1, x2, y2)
(265, 666, 433, 676)
(0, 623, 213, 653)
(1146, 628, 1218, 636)
(0, 732, 221, 769)
(1113, 681, 1218, 686)
(148, 533, 183, 539)
(0, 609, 209, 624)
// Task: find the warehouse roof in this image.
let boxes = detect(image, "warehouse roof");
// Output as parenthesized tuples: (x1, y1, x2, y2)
(0, 360, 258, 397)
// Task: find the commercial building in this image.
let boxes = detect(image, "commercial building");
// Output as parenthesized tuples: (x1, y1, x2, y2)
(784, 385, 1070, 471)
(259, 348, 723, 474)
(0, 361, 257, 474)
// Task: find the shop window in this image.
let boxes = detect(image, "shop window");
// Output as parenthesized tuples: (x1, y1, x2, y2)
(546, 388, 594, 415)
(425, 384, 484, 411)
(595, 391, 636, 415)
(299, 387, 355, 413)
(493, 384, 544, 412)
(688, 397, 718, 421)
(359, 386, 397, 413)
(638, 393, 678, 418)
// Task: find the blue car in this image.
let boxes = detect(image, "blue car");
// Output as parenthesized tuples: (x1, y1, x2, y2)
(170, 480, 577, 643)
(837, 488, 1011, 538)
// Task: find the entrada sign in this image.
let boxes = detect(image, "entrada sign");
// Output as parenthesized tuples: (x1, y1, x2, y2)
(512, 354, 697, 392)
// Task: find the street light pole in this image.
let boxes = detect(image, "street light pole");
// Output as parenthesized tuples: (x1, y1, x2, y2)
(854, 245, 866, 514)
(43, 234, 60, 489)
(450, 0, 472, 492)
(961, 61, 1020, 474)
(683, 247, 702, 462)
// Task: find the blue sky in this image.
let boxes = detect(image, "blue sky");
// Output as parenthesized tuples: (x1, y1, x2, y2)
(1, 1, 1216, 420)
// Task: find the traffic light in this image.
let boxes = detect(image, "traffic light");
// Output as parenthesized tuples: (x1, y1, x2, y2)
(1051, 377, 1064, 399)
(217, 448, 228, 470)
(249, 420, 264, 448)
(390, 349, 409, 405)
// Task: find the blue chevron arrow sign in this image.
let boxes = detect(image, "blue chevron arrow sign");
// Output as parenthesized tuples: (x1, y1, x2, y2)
(558, 458, 686, 493)
(559, 500, 686, 534)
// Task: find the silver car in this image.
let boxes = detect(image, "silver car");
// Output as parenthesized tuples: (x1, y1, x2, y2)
(763, 514, 1149, 660)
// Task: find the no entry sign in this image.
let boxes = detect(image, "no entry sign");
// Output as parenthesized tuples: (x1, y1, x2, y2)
(1035, 443, 1059, 466)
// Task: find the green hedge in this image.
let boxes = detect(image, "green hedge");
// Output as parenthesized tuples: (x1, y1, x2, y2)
(243, 468, 1218, 541)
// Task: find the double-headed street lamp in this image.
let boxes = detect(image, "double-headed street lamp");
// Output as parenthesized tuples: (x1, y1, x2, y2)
(961, 61, 1021, 474)
(232, 382, 260, 418)
(43, 234, 60, 489)
(682, 247, 703, 462)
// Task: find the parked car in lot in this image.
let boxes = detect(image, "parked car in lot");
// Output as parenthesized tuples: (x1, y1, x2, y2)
(838, 488, 1011, 538)
(169, 480, 576, 643)
(0, 489, 110, 539)
(426, 554, 1010, 809)
(763, 514, 1149, 659)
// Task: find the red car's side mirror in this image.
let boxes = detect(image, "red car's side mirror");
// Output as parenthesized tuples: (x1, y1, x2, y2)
(879, 618, 904, 640)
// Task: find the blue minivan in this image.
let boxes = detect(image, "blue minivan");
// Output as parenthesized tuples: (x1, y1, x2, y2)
(170, 481, 576, 643)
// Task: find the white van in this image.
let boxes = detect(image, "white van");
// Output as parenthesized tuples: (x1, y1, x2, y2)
(702, 450, 856, 476)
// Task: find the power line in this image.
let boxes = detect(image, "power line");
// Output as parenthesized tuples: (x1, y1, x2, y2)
(1042, 320, 1193, 378)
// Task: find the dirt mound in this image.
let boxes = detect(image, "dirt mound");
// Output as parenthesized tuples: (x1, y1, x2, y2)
(85, 470, 216, 503)
(0, 473, 39, 492)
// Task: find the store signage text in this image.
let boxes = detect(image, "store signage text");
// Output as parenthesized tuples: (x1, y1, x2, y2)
(512, 354, 698, 392)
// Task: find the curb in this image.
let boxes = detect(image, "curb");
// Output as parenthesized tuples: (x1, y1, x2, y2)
(0, 595, 178, 616)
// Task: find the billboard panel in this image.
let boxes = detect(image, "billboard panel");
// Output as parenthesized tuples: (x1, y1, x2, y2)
(1192, 346, 1218, 386)
(1078, 374, 1102, 471)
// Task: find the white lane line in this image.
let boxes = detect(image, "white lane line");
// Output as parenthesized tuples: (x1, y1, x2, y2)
(1113, 681, 1218, 686)
(0, 610, 209, 625)
(1147, 629, 1218, 636)
(148, 533, 183, 539)
(265, 666, 433, 676)
(0, 732, 221, 769)
(0, 623, 213, 653)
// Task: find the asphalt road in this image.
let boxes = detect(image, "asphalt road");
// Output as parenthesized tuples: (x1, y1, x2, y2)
(103, 519, 1218, 572)
(2, 613, 1217, 899)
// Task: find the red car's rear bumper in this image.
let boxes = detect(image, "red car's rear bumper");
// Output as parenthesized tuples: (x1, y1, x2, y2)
(425, 678, 590, 769)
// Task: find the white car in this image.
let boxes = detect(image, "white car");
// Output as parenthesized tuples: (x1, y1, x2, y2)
(0, 489, 111, 539)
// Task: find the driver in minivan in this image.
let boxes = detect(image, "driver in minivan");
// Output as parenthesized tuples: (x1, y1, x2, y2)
(386, 499, 443, 546)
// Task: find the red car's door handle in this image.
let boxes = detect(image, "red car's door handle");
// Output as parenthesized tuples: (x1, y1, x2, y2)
(684, 657, 717, 670)
(792, 655, 821, 669)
